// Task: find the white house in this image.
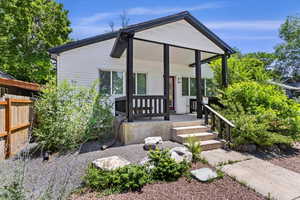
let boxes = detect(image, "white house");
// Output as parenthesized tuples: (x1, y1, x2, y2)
(49, 11, 234, 118)
(49, 11, 236, 147)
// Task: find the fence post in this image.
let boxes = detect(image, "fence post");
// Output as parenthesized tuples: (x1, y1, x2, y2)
(5, 98, 11, 158)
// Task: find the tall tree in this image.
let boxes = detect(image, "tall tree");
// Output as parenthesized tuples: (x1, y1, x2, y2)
(274, 14, 300, 79)
(0, 0, 71, 84)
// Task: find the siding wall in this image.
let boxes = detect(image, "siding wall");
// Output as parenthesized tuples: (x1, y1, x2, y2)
(58, 39, 213, 114)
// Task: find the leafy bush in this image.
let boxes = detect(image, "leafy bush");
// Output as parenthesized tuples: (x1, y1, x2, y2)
(148, 149, 190, 181)
(84, 149, 191, 194)
(211, 55, 272, 89)
(84, 164, 150, 193)
(33, 80, 114, 152)
(219, 81, 300, 147)
(186, 137, 202, 162)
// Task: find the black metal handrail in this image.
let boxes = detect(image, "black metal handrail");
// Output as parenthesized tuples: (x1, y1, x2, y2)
(203, 104, 235, 144)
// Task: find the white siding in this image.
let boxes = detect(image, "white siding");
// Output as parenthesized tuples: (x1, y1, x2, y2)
(135, 20, 224, 54)
(58, 39, 213, 114)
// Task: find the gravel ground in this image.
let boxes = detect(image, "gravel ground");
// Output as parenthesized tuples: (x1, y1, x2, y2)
(268, 143, 300, 174)
(0, 141, 182, 200)
(70, 162, 265, 200)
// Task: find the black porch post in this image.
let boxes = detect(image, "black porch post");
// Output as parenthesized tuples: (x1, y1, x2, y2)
(163, 44, 170, 120)
(126, 36, 134, 122)
(195, 50, 203, 119)
(222, 54, 228, 88)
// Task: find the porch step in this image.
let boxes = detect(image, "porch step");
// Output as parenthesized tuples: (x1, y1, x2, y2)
(175, 132, 216, 143)
(184, 140, 224, 151)
(172, 125, 210, 135)
(172, 120, 203, 128)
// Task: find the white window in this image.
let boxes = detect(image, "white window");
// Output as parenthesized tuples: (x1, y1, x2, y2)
(182, 77, 208, 96)
(99, 70, 124, 95)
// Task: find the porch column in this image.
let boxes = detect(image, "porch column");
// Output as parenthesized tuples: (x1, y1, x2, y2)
(126, 35, 134, 122)
(163, 44, 170, 120)
(222, 54, 228, 88)
(195, 50, 203, 119)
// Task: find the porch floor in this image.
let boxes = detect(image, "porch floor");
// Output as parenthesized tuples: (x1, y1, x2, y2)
(133, 113, 204, 122)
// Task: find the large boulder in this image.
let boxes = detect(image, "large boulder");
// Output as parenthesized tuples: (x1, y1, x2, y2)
(144, 136, 163, 151)
(237, 144, 257, 153)
(191, 168, 218, 182)
(170, 147, 192, 163)
(92, 156, 130, 171)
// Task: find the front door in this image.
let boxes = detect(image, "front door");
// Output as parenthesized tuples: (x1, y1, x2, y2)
(169, 76, 175, 110)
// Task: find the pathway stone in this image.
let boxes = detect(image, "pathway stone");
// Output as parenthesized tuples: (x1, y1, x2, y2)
(170, 147, 192, 163)
(201, 149, 254, 166)
(220, 158, 300, 200)
(191, 168, 218, 182)
(92, 156, 130, 171)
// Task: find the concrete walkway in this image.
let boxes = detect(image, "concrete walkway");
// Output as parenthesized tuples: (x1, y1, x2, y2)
(201, 149, 300, 200)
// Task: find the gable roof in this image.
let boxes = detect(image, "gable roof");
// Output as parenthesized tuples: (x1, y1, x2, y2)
(49, 11, 235, 55)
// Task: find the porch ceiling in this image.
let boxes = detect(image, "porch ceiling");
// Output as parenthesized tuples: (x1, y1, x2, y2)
(127, 39, 218, 66)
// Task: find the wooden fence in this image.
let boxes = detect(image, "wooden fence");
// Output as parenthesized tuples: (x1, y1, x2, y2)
(0, 98, 33, 159)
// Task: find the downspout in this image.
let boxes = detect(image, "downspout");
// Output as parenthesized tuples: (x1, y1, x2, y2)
(101, 116, 126, 150)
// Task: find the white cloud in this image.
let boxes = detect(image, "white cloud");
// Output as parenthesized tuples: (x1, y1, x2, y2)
(77, 2, 225, 26)
(222, 35, 278, 40)
(126, 3, 224, 15)
(206, 20, 282, 30)
(71, 25, 111, 39)
(78, 12, 118, 26)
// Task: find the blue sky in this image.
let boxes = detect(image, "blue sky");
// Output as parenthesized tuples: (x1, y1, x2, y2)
(57, 0, 300, 53)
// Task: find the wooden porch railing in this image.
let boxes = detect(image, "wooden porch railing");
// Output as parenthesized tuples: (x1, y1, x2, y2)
(115, 95, 167, 119)
(203, 104, 235, 144)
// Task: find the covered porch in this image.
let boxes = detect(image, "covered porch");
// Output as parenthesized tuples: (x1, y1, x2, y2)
(112, 12, 235, 122)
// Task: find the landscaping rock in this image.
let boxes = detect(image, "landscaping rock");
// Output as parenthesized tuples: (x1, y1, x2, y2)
(92, 156, 130, 171)
(144, 137, 162, 151)
(139, 156, 154, 170)
(191, 168, 218, 182)
(277, 143, 289, 151)
(139, 156, 151, 165)
(170, 147, 192, 163)
(237, 144, 257, 153)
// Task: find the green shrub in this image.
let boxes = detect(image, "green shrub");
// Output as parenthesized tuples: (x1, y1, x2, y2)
(148, 149, 190, 181)
(186, 137, 202, 162)
(83, 164, 150, 193)
(219, 81, 300, 147)
(33, 80, 114, 152)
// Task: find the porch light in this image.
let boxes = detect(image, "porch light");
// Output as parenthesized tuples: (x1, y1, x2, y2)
(202, 96, 209, 105)
(177, 77, 182, 84)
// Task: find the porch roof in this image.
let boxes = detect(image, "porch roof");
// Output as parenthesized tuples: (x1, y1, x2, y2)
(110, 11, 235, 61)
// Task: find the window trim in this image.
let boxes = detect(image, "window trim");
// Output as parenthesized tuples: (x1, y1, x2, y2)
(99, 69, 125, 95)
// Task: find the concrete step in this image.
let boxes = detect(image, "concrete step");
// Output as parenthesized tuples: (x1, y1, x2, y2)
(172, 125, 210, 135)
(172, 120, 203, 128)
(184, 140, 224, 151)
(175, 132, 216, 143)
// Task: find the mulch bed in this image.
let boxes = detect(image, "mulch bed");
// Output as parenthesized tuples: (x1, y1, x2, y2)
(268, 143, 300, 174)
(70, 162, 265, 200)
